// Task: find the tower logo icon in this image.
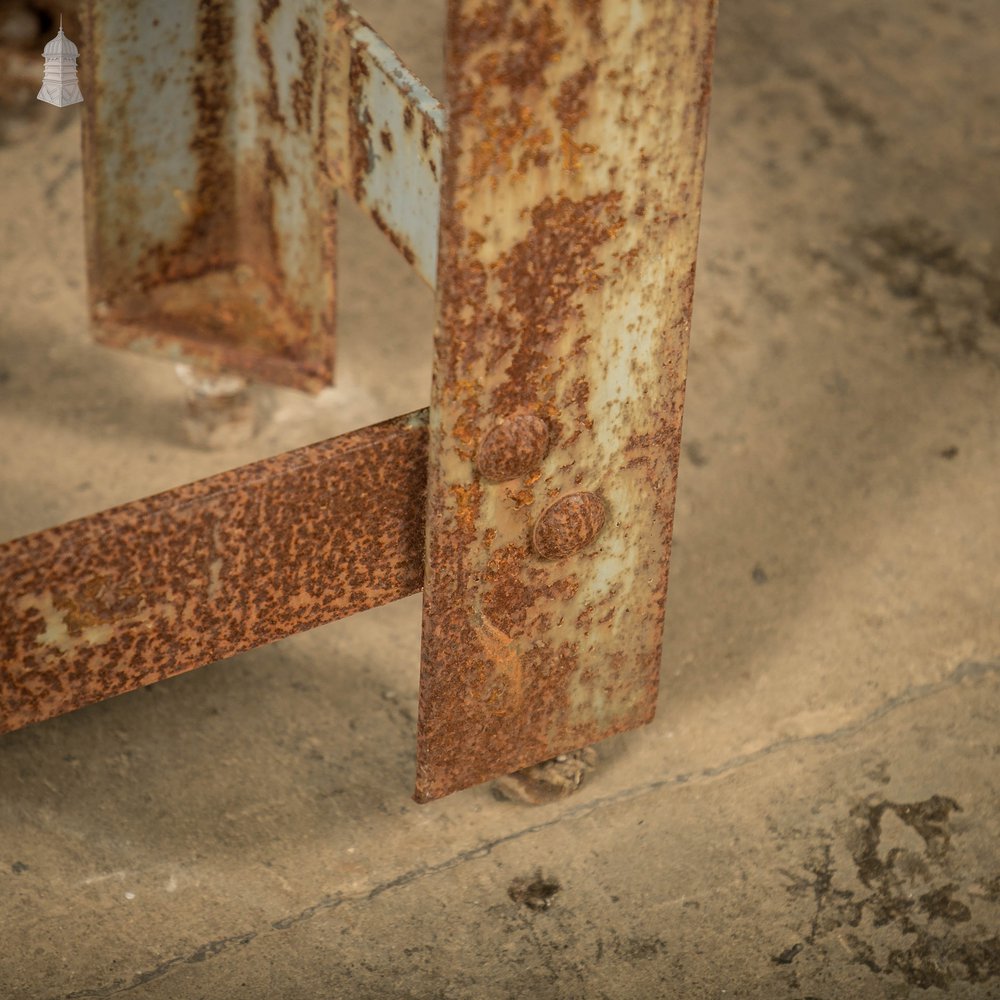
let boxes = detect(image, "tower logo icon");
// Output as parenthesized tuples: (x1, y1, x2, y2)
(38, 16, 83, 108)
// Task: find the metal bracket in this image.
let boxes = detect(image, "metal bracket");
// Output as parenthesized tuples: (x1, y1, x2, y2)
(346, 14, 443, 287)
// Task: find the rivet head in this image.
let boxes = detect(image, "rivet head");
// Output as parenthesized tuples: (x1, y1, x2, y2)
(476, 414, 550, 482)
(532, 492, 607, 560)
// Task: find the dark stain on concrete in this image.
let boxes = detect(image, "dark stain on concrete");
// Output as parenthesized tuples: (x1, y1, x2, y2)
(772, 942, 803, 965)
(508, 871, 561, 911)
(739, 25, 887, 154)
(811, 76, 886, 152)
(781, 794, 1000, 991)
(857, 219, 1000, 367)
(850, 794, 959, 887)
(919, 884, 972, 924)
(683, 440, 708, 467)
(982, 876, 1000, 903)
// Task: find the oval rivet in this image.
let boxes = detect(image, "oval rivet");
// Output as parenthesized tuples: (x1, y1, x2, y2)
(532, 492, 606, 560)
(476, 414, 550, 482)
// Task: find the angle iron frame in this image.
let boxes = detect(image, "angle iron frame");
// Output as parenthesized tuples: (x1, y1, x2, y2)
(0, 0, 718, 802)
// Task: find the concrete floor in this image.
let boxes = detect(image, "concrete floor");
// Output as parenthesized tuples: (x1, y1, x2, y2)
(1, 0, 999, 997)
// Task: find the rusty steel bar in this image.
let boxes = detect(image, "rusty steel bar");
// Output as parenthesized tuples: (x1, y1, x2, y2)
(415, 0, 719, 801)
(81, 0, 345, 392)
(0, 411, 428, 734)
(346, 12, 444, 287)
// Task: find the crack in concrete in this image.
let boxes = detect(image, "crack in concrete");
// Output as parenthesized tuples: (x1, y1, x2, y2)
(59, 657, 999, 999)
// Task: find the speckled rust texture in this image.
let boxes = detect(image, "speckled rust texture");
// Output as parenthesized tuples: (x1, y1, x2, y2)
(81, 1, 342, 392)
(416, 0, 718, 801)
(0, 411, 428, 735)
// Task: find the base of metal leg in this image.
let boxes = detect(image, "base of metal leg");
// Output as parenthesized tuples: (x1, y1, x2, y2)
(176, 364, 256, 450)
(492, 746, 598, 805)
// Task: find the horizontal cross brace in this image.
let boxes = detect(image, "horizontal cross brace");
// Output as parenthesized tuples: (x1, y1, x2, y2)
(0, 411, 428, 735)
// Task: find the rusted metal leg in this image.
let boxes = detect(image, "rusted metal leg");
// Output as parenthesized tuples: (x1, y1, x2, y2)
(80, 0, 342, 392)
(415, 0, 719, 801)
(79, 1, 441, 389)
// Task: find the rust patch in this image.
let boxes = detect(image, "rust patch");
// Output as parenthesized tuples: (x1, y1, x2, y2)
(507, 488, 535, 508)
(255, 23, 285, 126)
(291, 17, 318, 130)
(532, 492, 607, 559)
(554, 61, 598, 131)
(253, 138, 290, 286)
(476, 414, 551, 482)
(370, 206, 417, 266)
(0, 411, 429, 735)
(180, 0, 236, 266)
(379, 127, 393, 152)
(452, 3, 567, 187)
(84, 1, 336, 392)
(488, 192, 624, 428)
(348, 47, 373, 203)
(501, 7, 565, 91)
(559, 131, 597, 173)
(120, 1, 238, 309)
(480, 543, 580, 637)
(572, 0, 604, 42)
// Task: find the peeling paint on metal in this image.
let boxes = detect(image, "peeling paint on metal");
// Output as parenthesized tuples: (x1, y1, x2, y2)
(416, 0, 719, 801)
(81, 0, 345, 392)
(346, 12, 444, 287)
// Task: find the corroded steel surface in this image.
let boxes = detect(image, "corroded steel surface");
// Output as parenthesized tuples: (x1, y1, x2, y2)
(0, 411, 428, 734)
(81, 0, 345, 392)
(416, 0, 718, 800)
(347, 12, 444, 287)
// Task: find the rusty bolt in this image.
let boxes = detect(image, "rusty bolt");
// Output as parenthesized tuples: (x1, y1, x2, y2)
(532, 492, 607, 560)
(476, 414, 550, 482)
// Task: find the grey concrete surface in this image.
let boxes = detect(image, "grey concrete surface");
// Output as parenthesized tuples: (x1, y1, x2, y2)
(1, 0, 998, 997)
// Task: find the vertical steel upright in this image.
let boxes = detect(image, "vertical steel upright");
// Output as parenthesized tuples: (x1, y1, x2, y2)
(417, 0, 718, 800)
